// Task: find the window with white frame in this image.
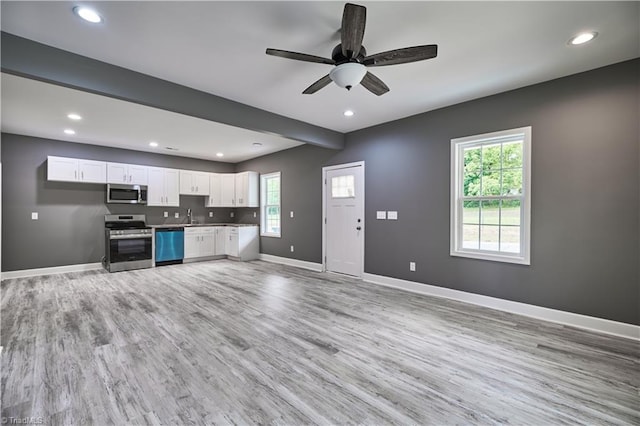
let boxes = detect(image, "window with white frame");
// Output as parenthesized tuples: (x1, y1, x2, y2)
(451, 126, 531, 264)
(261, 172, 281, 237)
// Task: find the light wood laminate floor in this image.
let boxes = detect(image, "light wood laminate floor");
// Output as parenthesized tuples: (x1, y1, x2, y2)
(1, 260, 638, 425)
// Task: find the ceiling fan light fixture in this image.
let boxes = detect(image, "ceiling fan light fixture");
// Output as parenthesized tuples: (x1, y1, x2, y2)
(329, 63, 367, 90)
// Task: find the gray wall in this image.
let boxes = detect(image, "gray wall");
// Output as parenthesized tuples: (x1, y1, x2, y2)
(1, 134, 237, 271)
(237, 145, 337, 262)
(238, 59, 640, 325)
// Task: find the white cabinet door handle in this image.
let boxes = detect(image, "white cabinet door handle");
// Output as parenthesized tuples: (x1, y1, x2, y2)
(81, 171, 84, 179)
(124, 174, 127, 182)
(75, 170, 77, 179)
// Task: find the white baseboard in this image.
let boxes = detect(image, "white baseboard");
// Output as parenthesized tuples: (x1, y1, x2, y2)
(1, 262, 103, 280)
(259, 254, 323, 272)
(363, 273, 639, 341)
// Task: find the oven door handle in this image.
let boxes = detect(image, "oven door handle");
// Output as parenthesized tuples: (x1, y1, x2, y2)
(110, 234, 153, 240)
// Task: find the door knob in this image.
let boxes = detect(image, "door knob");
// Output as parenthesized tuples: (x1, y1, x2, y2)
(356, 226, 362, 231)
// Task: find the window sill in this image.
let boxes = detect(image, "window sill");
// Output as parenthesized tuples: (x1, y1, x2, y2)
(261, 233, 281, 238)
(450, 250, 530, 265)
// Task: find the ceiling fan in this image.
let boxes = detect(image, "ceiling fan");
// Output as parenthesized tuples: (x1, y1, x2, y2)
(266, 3, 438, 96)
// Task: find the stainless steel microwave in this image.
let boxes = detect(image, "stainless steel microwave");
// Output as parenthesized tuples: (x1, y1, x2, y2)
(107, 184, 148, 204)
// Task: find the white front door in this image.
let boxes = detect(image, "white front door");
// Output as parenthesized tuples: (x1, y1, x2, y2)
(324, 163, 364, 277)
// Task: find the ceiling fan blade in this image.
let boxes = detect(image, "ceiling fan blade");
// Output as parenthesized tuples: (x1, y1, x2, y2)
(363, 45, 438, 67)
(266, 48, 335, 65)
(360, 71, 389, 96)
(341, 3, 366, 59)
(303, 74, 333, 94)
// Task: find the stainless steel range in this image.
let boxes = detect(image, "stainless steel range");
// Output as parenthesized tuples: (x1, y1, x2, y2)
(103, 214, 153, 272)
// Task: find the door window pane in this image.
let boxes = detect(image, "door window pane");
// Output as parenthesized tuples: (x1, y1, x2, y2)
(331, 175, 355, 198)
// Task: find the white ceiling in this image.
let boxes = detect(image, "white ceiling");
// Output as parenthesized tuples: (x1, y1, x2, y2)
(1, 1, 638, 160)
(0, 73, 303, 162)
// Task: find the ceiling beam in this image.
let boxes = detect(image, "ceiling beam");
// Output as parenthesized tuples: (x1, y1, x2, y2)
(1, 32, 344, 150)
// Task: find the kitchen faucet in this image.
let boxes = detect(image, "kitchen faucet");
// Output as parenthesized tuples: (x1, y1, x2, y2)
(187, 208, 192, 224)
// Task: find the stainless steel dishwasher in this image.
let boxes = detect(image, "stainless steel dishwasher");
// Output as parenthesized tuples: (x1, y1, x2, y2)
(154, 227, 184, 266)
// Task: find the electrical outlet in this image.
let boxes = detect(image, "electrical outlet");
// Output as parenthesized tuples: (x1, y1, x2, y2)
(209, 211, 213, 217)
(230, 212, 235, 218)
(31, 212, 38, 220)
(253, 211, 257, 218)
(409, 262, 416, 272)
(388, 211, 398, 220)
(290, 211, 294, 218)
(290, 245, 294, 252)
(163, 211, 168, 218)
(174, 212, 179, 218)
(376, 211, 386, 220)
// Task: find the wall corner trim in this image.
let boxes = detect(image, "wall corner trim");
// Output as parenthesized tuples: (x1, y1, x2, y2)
(362, 273, 640, 341)
(258, 254, 323, 272)
(1, 262, 103, 280)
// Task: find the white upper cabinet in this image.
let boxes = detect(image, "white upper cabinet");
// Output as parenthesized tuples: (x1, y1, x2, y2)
(148, 167, 180, 206)
(180, 170, 210, 195)
(221, 174, 236, 206)
(205, 172, 258, 207)
(206, 173, 223, 207)
(206, 173, 235, 207)
(107, 162, 148, 185)
(235, 171, 259, 207)
(47, 156, 106, 183)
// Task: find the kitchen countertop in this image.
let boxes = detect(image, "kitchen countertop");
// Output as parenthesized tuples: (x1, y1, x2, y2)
(150, 223, 258, 229)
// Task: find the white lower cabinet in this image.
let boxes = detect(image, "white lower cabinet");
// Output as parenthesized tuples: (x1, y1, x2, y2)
(184, 227, 216, 259)
(225, 226, 259, 261)
(214, 227, 226, 255)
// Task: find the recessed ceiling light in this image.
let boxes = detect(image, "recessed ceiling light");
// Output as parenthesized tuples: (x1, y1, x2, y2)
(568, 32, 598, 45)
(64, 129, 76, 135)
(149, 141, 158, 147)
(67, 113, 82, 120)
(73, 6, 103, 23)
(216, 153, 224, 157)
(344, 110, 355, 117)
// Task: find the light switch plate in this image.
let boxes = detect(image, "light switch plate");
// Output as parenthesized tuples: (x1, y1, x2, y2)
(31, 212, 38, 220)
(290, 211, 294, 218)
(290, 245, 294, 252)
(174, 212, 179, 218)
(410, 262, 416, 272)
(163, 211, 168, 218)
(209, 211, 213, 217)
(387, 211, 398, 220)
(376, 211, 386, 220)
